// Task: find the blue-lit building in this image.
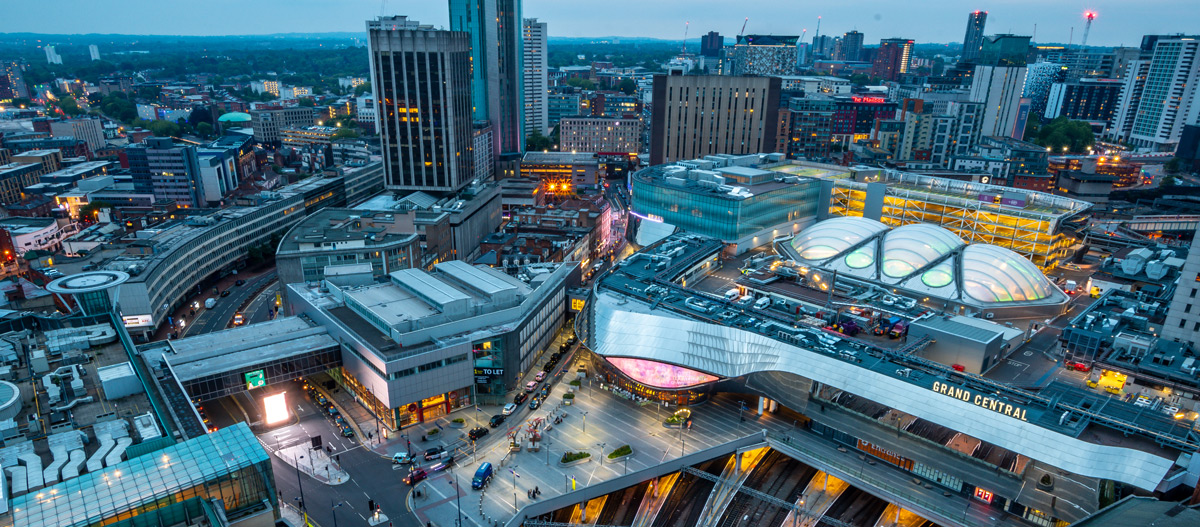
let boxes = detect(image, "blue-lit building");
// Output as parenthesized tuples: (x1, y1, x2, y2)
(12, 424, 276, 527)
(629, 153, 823, 253)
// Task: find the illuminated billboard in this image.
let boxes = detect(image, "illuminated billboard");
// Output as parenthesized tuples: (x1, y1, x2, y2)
(608, 357, 719, 389)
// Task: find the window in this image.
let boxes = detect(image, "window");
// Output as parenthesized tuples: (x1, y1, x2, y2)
(1187, 305, 1193, 314)
(1191, 288, 1197, 298)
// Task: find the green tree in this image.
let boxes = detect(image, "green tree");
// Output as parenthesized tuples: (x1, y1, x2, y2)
(57, 97, 83, 116)
(849, 74, 871, 86)
(298, 98, 315, 107)
(1032, 116, 1094, 153)
(146, 120, 180, 137)
(1165, 157, 1182, 174)
(332, 128, 360, 140)
(527, 130, 554, 152)
(354, 82, 372, 96)
(1161, 175, 1178, 187)
(565, 77, 596, 90)
(196, 122, 214, 137)
(617, 78, 637, 95)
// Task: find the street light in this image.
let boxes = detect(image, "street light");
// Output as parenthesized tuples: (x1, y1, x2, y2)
(330, 499, 343, 527)
(582, 411, 589, 433)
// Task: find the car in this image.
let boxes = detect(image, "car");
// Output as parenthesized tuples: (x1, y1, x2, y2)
(235, 279, 246, 286)
(468, 427, 489, 441)
(392, 452, 415, 465)
(540, 385, 551, 397)
(403, 468, 428, 485)
(502, 403, 518, 416)
(514, 393, 528, 405)
(525, 381, 538, 392)
(232, 312, 245, 326)
(429, 455, 455, 471)
(220, 290, 231, 297)
(424, 446, 448, 461)
(535, 371, 547, 382)
(471, 462, 494, 489)
(340, 426, 355, 438)
(489, 414, 505, 427)
(529, 397, 542, 410)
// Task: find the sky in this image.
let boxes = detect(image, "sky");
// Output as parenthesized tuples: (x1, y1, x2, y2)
(1, 0, 1197, 48)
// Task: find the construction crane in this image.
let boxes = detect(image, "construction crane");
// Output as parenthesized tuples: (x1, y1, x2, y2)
(681, 21, 689, 54)
(814, 15, 822, 40)
(1080, 11, 1097, 49)
(740, 17, 749, 36)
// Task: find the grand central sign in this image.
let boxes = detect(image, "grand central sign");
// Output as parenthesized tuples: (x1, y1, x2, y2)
(931, 381, 1029, 421)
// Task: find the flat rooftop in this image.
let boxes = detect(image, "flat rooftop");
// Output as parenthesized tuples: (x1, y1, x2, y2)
(146, 317, 336, 382)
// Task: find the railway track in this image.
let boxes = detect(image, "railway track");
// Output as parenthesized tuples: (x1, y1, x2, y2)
(817, 486, 888, 527)
(652, 456, 730, 527)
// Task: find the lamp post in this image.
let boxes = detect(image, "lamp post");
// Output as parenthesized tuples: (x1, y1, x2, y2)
(453, 475, 463, 527)
(294, 454, 307, 511)
(582, 411, 589, 434)
(596, 442, 606, 467)
(331, 499, 343, 527)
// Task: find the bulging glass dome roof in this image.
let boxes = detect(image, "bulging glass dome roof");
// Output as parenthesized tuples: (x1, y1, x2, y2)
(881, 224, 964, 279)
(961, 245, 1056, 303)
(791, 217, 887, 263)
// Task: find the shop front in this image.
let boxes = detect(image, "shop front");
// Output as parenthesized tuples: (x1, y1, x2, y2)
(394, 387, 472, 428)
(594, 355, 717, 406)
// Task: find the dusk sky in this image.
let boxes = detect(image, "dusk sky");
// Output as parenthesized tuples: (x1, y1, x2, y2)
(2, 0, 1197, 47)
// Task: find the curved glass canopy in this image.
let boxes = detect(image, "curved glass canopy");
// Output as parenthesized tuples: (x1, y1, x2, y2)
(791, 217, 888, 263)
(961, 245, 1055, 302)
(881, 224, 964, 278)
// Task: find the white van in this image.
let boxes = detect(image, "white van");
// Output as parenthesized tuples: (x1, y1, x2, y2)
(753, 297, 772, 310)
(735, 295, 754, 306)
(724, 289, 741, 301)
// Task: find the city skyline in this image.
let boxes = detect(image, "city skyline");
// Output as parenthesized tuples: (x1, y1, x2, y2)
(1, 0, 1197, 48)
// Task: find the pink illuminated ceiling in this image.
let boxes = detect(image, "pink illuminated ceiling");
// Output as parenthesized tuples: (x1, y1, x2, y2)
(608, 357, 720, 389)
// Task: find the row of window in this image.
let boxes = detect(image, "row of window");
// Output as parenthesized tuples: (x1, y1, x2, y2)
(390, 353, 470, 379)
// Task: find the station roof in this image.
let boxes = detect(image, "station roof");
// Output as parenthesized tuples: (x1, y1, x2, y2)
(151, 317, 337, 382)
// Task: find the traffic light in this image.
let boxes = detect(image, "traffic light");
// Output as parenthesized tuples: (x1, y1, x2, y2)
(368, 499, 375, 512)
(311, 435, 322, 449)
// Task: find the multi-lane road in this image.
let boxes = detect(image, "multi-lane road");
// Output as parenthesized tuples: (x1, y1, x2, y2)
(182, 271, 278, 336)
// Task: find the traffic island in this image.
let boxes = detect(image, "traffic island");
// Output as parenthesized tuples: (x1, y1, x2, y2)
(449, 418, 466, 428)
(558, 451, 591, 467)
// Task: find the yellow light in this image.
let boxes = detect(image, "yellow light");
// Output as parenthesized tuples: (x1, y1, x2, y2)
(264, 392, 289, 425)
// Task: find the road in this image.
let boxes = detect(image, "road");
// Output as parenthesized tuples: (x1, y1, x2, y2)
(183, 271, 277, 336)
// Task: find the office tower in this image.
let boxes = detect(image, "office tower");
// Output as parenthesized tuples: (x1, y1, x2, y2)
(249, 107, 315, 145)
(367, 16, 475, 193)
(44, 45, 62, 65)
(812, 35, 836, 59)
(89, 44, 101, 61)
(650, 75, 781, 165)
(872, 39, 913, 81)
(962, 11, 987, 61)
(0, 61, 28, 99)
(1163, 227, 1200, 349)
(522, 18, 549, 136)
(971, 35, 1031, 139)
(701, 31, 723, 58)
(125, 137, 202, 206)
(50, 117, 105, 152)
(731, 35, 800, 76)
(450, 0, 525, 155)
(1108, 35, 1200, 151)
(838, 31, 864, 61)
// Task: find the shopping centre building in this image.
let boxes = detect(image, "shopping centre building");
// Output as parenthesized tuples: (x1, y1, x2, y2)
(577, 233, 1200, 526)
(630, 155, 1092, 269)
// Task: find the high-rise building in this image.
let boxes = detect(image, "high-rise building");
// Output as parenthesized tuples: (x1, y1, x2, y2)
(1044, 78, 1123, 123)
(44, 45, 61, 65)
(872, 39, 913, 81)
(368, 16, 475, 193)
(450, 0, 525, 155)
(836, 31, 864, 61)
(731, 35, 799, 76)
(649, 75, 781, 165)
(0, 61, 29, 100)
(249, 106, 314, 145)
(701, 31, 723, 58)
(89, 44, 101, 61)
(50, 117, 105, 152)
(125, 137, 203, 207)
(812, 35, 836, 59)
(1108, 35, 1200, 152)
(962, 11, 987, 61)
(560, 116, 643, 153)
(971, 36, 1031, 139)
(1043, 47, 1141, 80)
(522, 18, 549, 136)
(1023, 62, 1067, 117)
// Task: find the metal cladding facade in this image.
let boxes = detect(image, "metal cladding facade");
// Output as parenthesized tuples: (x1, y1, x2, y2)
(649, 75, 781, 165)
(368, 16, 475, 193)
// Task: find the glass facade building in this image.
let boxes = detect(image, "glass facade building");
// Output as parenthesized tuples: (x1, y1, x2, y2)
(631, 161, 821, 252)
(12, 423, 275, 527)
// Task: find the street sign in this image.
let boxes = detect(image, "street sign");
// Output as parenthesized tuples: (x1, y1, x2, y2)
(245, 369, 266, 389)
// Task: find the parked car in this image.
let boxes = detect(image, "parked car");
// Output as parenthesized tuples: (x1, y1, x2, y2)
(403, 468, 428, 485)
(535, 371, 547, 382)
(220, 290, 231, 297)
(525, 381, 538, 392)
(235, 279, 246, 286)
(514, 393, 528, 405)
(502, 403, 517, 416)
(489, 414, 505, 427)
(424, 446, 448, 461)
(471, 463, 494, 489)
(468, 427, 489, 441)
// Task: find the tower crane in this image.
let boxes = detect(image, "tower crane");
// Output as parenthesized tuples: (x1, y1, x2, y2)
(740, 17, 749, 36)
(1080, 11, 1097, 49)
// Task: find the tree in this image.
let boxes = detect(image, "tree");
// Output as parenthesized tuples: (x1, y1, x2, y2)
(565, 77, 596, 90)
(332, 128, 360, 140)
(354, 82, 372, 96)
(298, 98, 315, 107)
(1161, 175, 1178, 187)
(1031, 116, 1095, 153)
(617, 78, 637, 95)
(196, 122, 214, 138)
(849, 74, 871, 86)
(57, 97, 83, 116)
(1165, 157, 1182, 174)
(146, 120, 180, 137)
(527, 130, 554, 152)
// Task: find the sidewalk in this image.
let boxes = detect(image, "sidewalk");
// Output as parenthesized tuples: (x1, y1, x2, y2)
(277, 442, 350, 485)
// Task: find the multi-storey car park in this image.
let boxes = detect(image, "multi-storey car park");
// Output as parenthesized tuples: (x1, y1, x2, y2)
(575, 233, 1200, 527)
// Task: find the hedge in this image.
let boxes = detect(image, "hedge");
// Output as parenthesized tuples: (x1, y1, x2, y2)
(607, 445, 632, 459)
(561, 451, 591, 463)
